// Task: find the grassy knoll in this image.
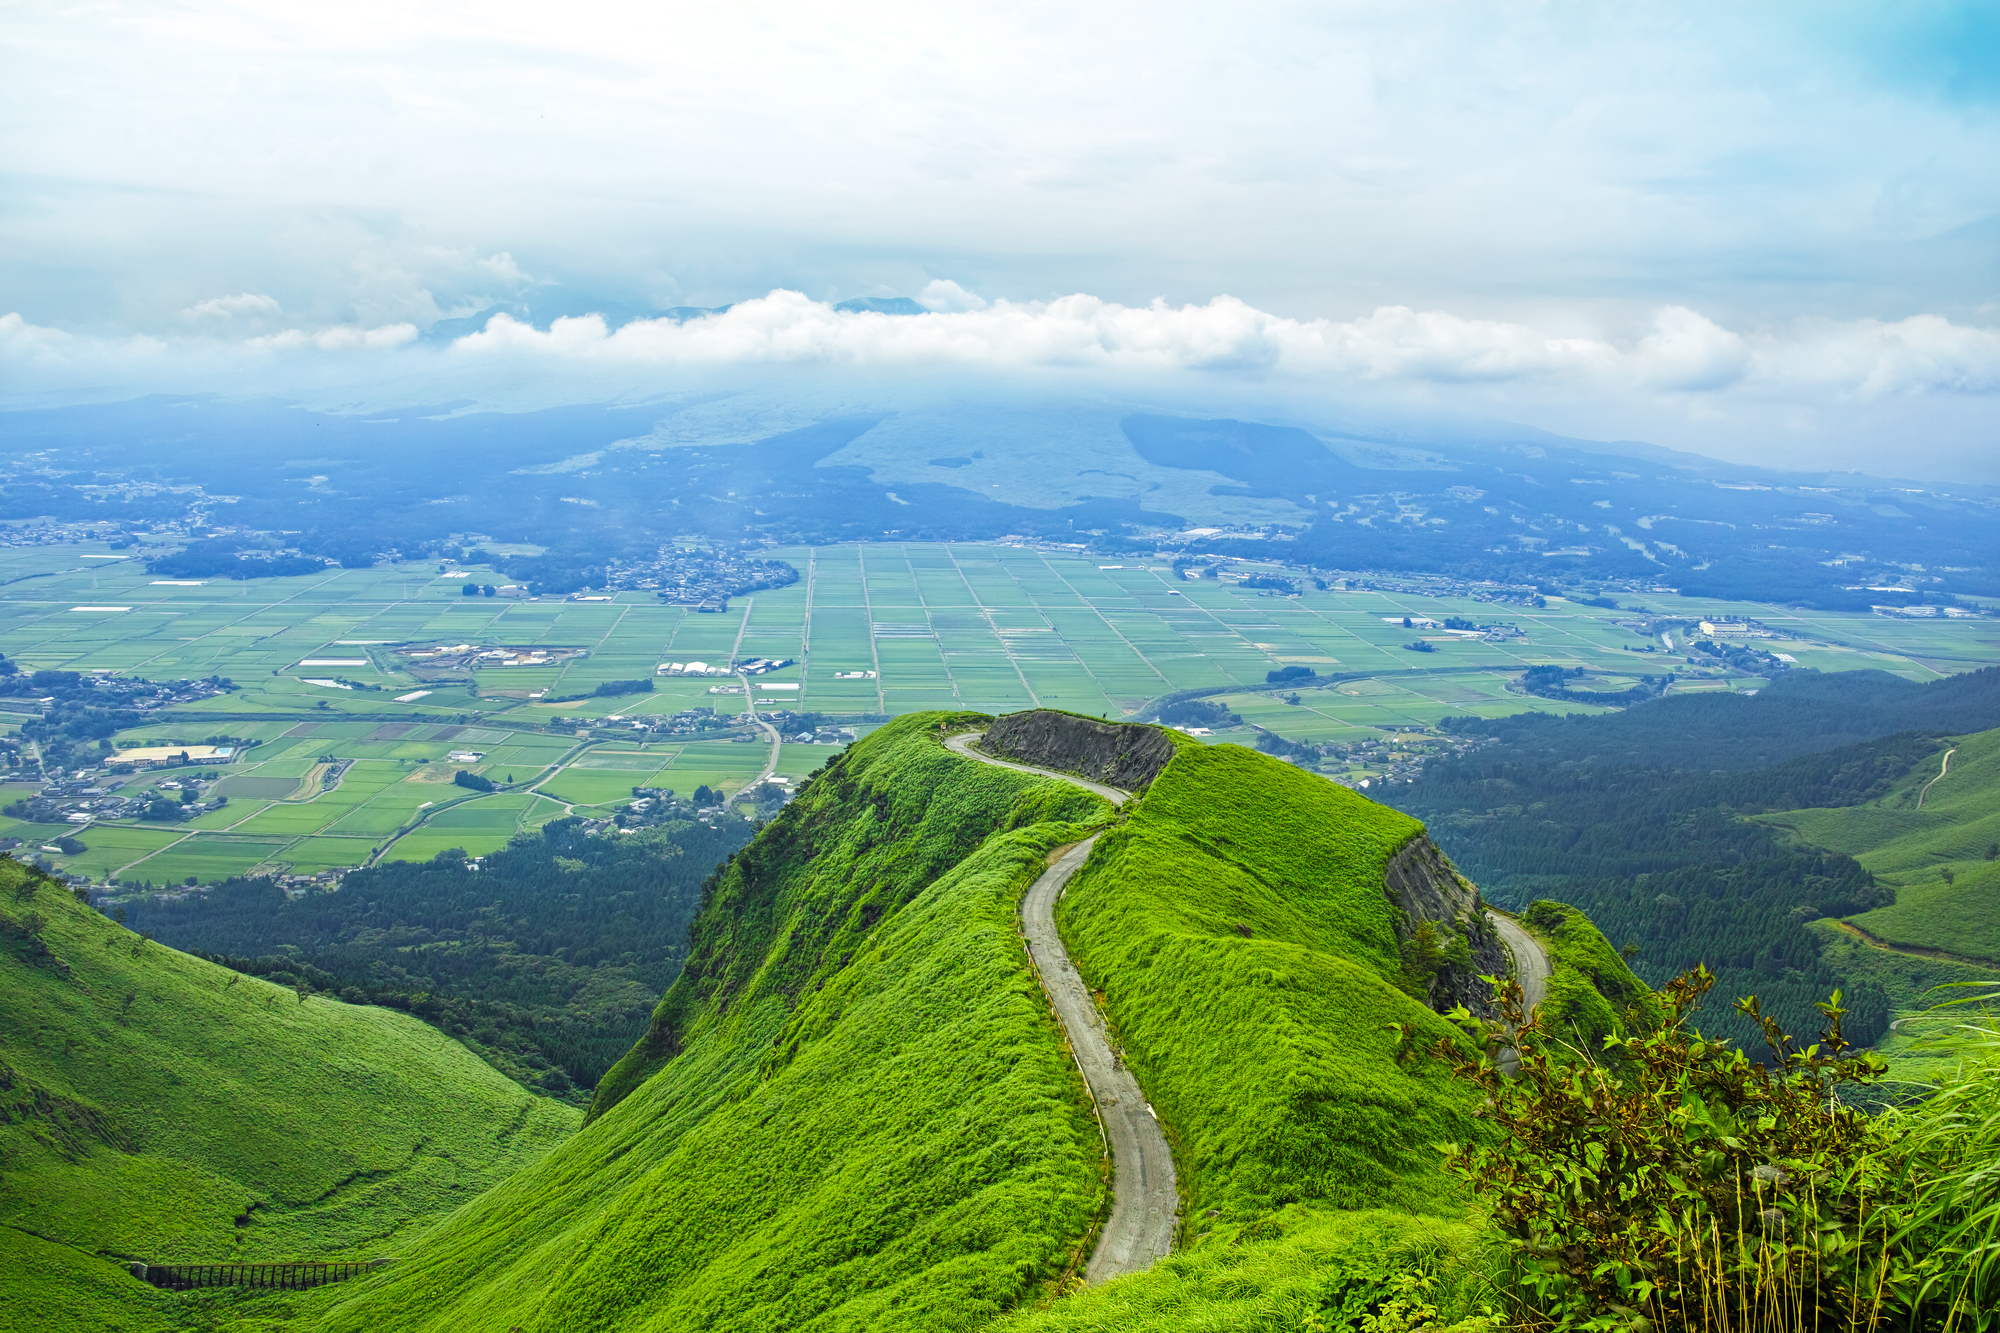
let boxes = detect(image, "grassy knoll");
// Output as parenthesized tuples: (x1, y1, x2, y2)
(1762, 725, 2000, 961)
(1054, 742, 1481, 1225)
(0, 860, 576, 1331)
(0, 1226, 176, 1333)
(312, 712, 1115, 1333)
(1517, 899, 1657, 1051)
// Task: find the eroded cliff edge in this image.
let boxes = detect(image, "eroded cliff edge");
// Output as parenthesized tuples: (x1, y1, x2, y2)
(1383, 834, 1508, 1018)
(981, 709, 1183, 791)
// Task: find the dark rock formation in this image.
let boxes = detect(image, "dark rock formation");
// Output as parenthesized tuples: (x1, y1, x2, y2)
(1382, 834, 1508, 1018)
(980, 710, 1180, 792)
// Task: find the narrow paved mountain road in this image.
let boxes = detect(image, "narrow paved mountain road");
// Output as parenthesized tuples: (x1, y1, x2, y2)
(944, 731, 1178, 1283)
(1486, 911, 1550, 1013)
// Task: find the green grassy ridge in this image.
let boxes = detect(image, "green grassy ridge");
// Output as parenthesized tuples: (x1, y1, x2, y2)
(313, 713, 1114, 1333)
(1761, 725, 2000, 960)
(1516, 900, 1657, 1052)
(1848, 863, 2000, 962)
(0, 862, 577, 1332)
(591, 713, 1103, 1116)
(1054, 742, 1481, 1227)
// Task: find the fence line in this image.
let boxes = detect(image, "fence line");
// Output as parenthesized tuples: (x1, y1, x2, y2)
(128, 1259, 390, 1291)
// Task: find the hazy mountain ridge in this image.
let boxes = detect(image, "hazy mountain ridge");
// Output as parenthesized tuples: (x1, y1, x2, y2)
(3, 392, 1991, 605)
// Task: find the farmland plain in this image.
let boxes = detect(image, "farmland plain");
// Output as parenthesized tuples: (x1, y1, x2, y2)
(1, 538, 1994, 883)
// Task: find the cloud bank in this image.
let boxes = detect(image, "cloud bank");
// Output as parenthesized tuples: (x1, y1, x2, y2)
(7, 290, 1999, 484)
(443, 291, 2000, 402)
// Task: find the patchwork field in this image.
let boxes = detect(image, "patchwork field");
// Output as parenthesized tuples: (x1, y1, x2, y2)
(3, 538, 1994, 883)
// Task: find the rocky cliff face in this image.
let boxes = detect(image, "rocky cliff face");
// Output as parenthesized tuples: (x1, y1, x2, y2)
(1382, 835, 1508, 1018)
(981, 710, 1181, 791)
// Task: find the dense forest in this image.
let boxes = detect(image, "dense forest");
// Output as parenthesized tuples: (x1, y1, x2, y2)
(1398, 667, 2000, 1049)
(121, 816, 753, 1100)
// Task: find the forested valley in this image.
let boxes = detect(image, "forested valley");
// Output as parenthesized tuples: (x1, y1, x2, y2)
(120, 816, 753, 1101)
(1399, 666, 2000, 1049)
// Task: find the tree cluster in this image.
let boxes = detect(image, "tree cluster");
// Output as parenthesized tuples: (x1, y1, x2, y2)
(120, 816, 753, 1100)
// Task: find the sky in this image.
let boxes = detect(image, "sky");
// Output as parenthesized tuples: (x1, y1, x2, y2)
(4, 1, 1998, 480)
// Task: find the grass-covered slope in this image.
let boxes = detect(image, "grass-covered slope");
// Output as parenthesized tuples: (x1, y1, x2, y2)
(313, 713, 1114, 1333)
(1762, 725, 2000, 961)
(1514, 899, 1656, 1049)
(0, 859, 577, 1331)
(1053, 742, 1480, 1227)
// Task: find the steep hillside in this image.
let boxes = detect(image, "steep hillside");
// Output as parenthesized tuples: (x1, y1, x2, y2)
(981, 709, 1185, 790)
(1004, 745, 1643, 1332)
(0, 860, 577, 1332)
(1052, 744, 1482, 1226)
(1513, 899, 1657, 1050)
(313, 713, 1113, 1333)
(1761, 726, 2000, 962)
(310, 714, 1583, 1333)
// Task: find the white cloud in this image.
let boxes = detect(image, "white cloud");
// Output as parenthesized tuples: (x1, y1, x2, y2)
(1629, 307, 1750, 392)
(1757, 315, 2000, 398)
(249, 323, 420, 351)
(476, 251, 533, 284)
(8, 2, 2000, 337)
(915, 280, 988, 313)
(7, 293, 1999, 482)
(440, 290, 2000, 404)
(182, 293, 283, 322)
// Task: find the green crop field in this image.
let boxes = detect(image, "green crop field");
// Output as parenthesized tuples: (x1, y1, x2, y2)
(0, 860, 578, 1332)
(3, 538, 1996, 884)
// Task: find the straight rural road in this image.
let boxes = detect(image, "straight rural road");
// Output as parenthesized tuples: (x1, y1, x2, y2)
(944, 731, 1178, 1283)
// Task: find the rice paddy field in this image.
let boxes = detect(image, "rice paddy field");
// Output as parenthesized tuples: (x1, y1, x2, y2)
(1, 538, 1993, 882)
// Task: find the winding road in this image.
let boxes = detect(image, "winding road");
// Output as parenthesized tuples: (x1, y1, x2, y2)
(942, 727, 1550, 1279)
(943, 732, 1178, 1283)
(1917, 746, 1958, 810)
(1486, 911, 1550, 1013)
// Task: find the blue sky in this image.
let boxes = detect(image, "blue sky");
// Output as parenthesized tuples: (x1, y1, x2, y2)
(4, 1, 1997, 479)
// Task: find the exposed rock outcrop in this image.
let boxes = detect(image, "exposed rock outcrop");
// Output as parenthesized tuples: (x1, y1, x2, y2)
(980, 710, 1180, 791)
(1382, 834, 1508, 1018)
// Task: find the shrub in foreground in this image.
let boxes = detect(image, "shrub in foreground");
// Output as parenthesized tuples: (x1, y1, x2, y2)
(1426, 968, 1997, 1331)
